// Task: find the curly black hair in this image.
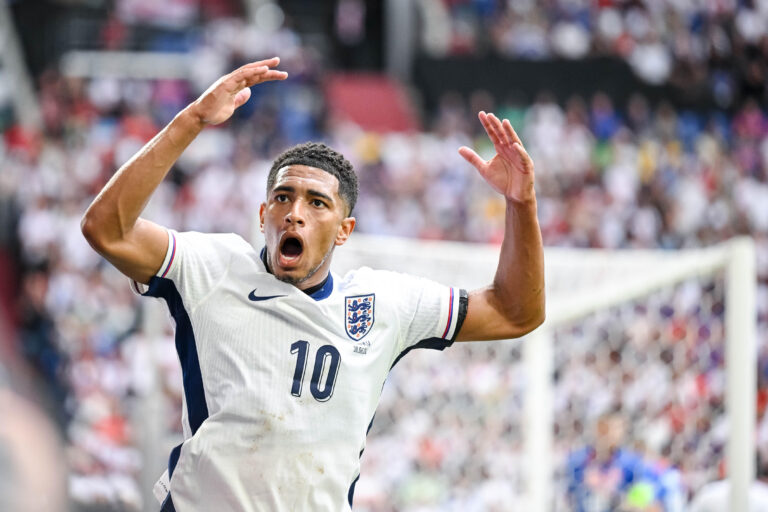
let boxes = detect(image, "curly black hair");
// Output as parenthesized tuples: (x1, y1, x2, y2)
(267, 142, 358, 216)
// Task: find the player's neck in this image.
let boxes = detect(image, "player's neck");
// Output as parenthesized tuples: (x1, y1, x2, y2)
(300, 274, 330, 295)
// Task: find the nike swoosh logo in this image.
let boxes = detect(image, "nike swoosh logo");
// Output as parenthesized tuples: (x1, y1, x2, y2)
(248, 289, 287, 302)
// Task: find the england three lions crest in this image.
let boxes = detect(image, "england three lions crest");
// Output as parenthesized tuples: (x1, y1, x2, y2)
(345, 294, 375, 341)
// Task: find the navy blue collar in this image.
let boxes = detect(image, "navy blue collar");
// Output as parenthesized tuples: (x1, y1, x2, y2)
(303, 272, 334, 300)
(260, 246, 333, 301)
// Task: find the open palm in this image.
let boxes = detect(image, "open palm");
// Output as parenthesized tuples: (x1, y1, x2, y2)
(459, 112, 535, 204)
(190, 57, 288, 126)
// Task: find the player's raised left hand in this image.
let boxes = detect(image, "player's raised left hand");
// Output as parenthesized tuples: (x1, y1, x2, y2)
(458, 112, 535, 204)
(188, 57, 288, 126)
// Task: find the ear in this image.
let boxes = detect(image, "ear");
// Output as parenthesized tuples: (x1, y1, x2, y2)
(334, 216, 356, 246)
(259, 203, 266, 233)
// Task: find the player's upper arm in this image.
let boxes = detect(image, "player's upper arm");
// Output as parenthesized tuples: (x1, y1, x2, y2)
(455, 287, 545, 341)
(81, 216, 169, 285)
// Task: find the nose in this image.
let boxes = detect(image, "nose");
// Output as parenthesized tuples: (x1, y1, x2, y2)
(285, 200, 305, 226)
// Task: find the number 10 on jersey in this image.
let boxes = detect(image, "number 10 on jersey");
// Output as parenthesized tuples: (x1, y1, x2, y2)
(290, 341, 341, 402)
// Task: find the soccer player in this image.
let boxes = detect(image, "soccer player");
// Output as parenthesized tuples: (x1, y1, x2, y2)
(81, 57, 545, 511)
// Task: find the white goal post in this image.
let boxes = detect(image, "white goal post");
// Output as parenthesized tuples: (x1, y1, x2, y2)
(331, 235, 756, 511)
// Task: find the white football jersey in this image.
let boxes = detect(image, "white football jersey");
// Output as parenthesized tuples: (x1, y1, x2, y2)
(133, 229, 467, 512)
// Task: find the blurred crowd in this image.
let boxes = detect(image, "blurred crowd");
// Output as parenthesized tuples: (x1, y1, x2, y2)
(421, 0, 768, 107)
(2, 2, 768, 511)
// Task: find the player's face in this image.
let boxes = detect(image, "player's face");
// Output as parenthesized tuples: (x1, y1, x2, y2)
(259, 165, 355, 290)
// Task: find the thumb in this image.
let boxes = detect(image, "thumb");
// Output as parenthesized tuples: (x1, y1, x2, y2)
(458, 146, 486, 171)
(233, 87, 252, 108)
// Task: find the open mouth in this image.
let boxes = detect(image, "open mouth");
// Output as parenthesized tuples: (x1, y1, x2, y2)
(279, 236, 303, 264)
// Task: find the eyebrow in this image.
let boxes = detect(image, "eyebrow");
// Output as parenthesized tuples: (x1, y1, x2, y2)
(273, 185, 335, 204)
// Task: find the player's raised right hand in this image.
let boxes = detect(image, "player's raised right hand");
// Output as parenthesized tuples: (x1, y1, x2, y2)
(187, 57, 288, 126)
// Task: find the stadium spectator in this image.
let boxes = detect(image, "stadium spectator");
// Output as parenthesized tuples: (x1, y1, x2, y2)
(566, 412, 682, 512)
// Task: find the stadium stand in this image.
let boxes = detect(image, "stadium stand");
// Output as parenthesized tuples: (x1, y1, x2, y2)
(415, 0, 768, 107)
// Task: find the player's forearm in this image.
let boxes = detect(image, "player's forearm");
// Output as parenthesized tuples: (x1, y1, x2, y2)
(81, 107, 203, 244)
(491, 197, 545, 332)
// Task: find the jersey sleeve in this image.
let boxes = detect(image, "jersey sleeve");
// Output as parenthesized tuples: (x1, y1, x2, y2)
(131, 229, 244, 311)
(385, 271, 468, 367)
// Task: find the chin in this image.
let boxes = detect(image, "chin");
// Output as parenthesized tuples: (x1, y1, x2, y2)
(272, 261, 317, 286)
(274, 271, 306, 286)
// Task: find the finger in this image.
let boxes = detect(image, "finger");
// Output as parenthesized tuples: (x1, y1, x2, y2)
(232, 65, 268, 85)
(484, 113, 508, 150)
(243, 67, 289, 87)
(229, 57, 281, 82)
(513, 142, 535, 173)
(233, 87, 252, 108)
(255, 56, 280, 68)
(487, 113, 510, 145)
(241, 56, 281, 70)
(502, 119, 523, 147)
(241, 67, 287, 88)
(458, 146, 487, 171)
(232, 63, 267, 78)
(478, 112, 503, 147)
(256, 70, 289, 82)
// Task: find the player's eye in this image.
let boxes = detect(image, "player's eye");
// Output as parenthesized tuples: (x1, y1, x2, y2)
(275, 194, 288, 202)
(311, 199, 327, 208)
